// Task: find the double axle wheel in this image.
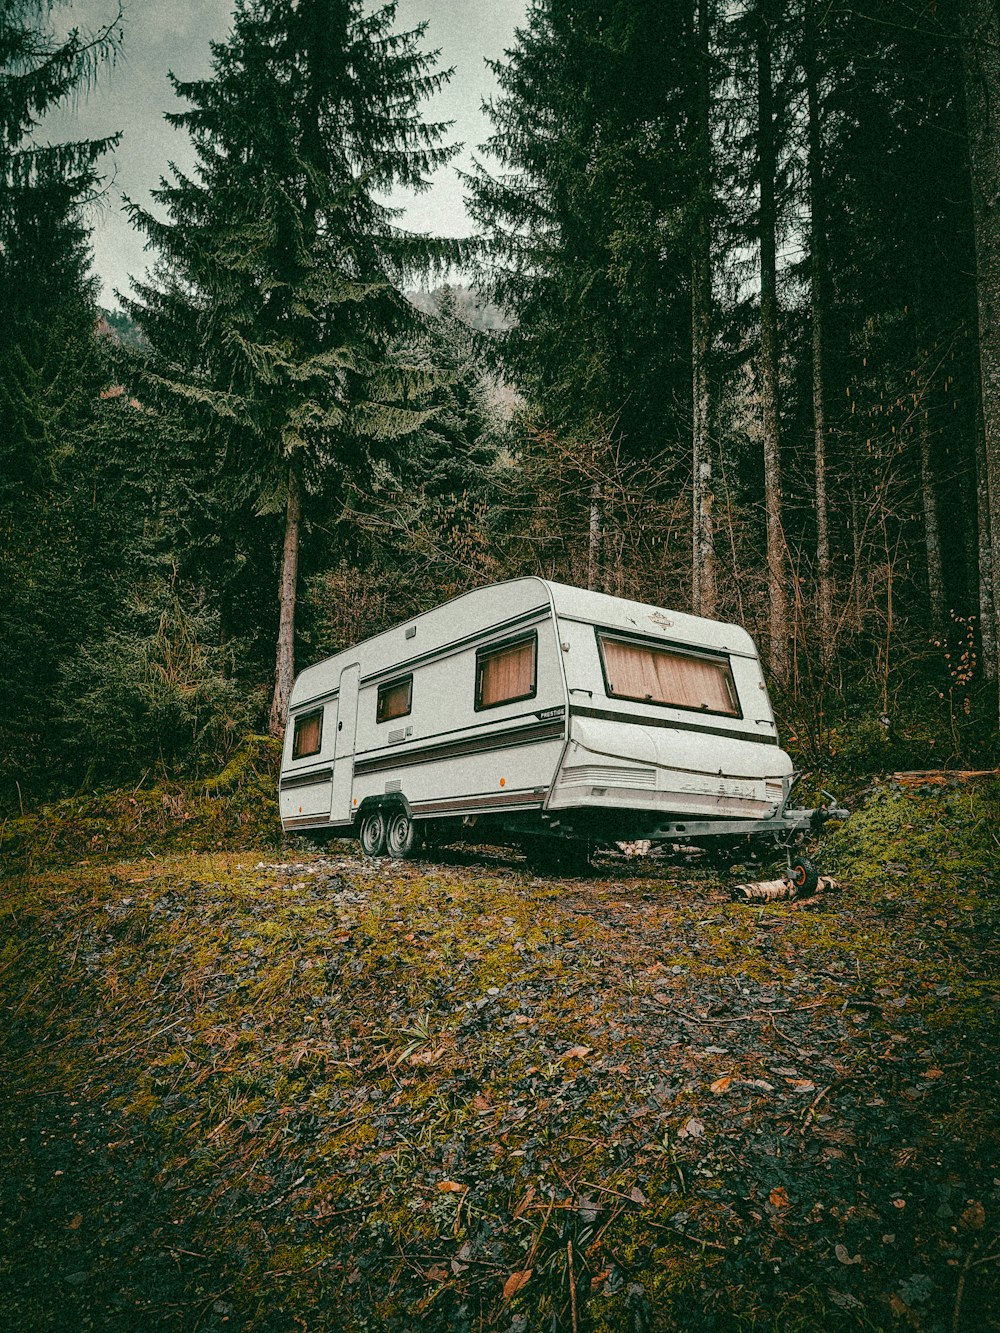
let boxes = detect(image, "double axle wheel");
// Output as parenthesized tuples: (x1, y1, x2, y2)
(358, 806, 421, 860)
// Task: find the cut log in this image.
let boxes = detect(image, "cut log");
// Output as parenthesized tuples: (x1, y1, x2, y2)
(891, 769, 1000, 788)
(732, 875, 839, 903)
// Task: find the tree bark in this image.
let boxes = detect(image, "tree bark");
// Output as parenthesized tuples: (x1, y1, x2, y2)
(918, 392, 945, 630)
(757, 0, 789, 684)
(805, 0, 832, 647)
(587, 480, 603, 592)
(268, 465, 301, 736)
(958, 0, 1000, 693)
(691, 0, 716, 619)
(975, 413, 998, 677)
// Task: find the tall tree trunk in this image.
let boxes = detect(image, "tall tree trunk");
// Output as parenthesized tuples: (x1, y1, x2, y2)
(805, 0, 832, 647)
(691, 0, 716, 619)
(757, 0, 789, 683)
(269, 465, 301, 736)
(917, 388, 945, 629)
(975, 414, 998, 677)
(959, 0, 1000, 695)
(588, 480, 603, 592)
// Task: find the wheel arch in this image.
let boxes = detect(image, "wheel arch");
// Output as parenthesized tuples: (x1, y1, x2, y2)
(354, 792, 412, 827)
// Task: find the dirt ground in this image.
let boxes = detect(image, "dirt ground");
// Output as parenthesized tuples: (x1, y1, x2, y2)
(1, 781, 998, 1330)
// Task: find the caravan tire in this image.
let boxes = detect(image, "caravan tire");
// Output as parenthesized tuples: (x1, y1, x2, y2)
(359, 809, 386, 857)
(385, 809, 420, 859)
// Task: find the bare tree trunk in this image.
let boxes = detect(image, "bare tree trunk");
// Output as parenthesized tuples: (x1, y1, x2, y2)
(975, 414, 998, 677)
(918, 394, 945, 629)
(588, 480, 603, 592)
(806, 0, 832, 647)
(757, 0, 789, 684)
(268, 465, 301, 736)
(691, 0, 716, 619)
(959, 0, 1000, 695)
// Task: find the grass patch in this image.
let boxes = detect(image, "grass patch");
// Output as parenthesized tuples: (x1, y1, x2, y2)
(1, 782, 998, 1328)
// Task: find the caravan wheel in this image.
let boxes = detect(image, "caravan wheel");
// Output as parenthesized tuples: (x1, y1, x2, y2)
(385, 809, 420, 859)
(359, 809, 386, 857)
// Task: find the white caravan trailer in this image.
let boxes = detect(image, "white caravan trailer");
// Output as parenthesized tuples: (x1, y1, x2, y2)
(278, 579, 840, 876)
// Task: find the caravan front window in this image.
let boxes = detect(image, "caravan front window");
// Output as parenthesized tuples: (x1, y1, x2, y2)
(597, 633, 739, 717)
(476, 633, 537, 710)
(292, 708, 323, 759)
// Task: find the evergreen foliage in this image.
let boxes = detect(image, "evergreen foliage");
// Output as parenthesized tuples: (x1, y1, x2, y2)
(121, 0, 462, 729)
(1, 0, 999, 812)
(0, 2, 121, 807)
(466, 0, 696, 463)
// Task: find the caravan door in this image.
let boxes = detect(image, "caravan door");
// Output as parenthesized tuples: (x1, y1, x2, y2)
(330, 663, 360, 824)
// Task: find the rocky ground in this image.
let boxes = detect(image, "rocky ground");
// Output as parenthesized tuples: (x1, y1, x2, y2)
(1, 778, 998, 1330)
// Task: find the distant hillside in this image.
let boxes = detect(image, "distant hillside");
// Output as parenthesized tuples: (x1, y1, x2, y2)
(408, 283, 511, 333)
(97, 307, 146, 350)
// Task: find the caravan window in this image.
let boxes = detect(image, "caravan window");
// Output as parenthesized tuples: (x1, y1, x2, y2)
(476, 633, 537, 710)
(376, 675, 412, 723)
(291, 708, 323, 759)
(597, 633, 739, 717)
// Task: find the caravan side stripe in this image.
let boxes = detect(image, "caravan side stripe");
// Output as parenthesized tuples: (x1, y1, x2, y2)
(352, 718, 565, 778)
(569, 704, 779, 746)
(410, 789, 544, 815)
(279, 766, 334, 792)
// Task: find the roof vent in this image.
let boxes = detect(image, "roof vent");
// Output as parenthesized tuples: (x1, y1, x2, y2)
(405, 625, 416, 640)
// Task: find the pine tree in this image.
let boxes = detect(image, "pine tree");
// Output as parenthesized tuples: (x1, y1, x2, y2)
(0, 2, 121, 806)
(123, 0, 459, 733)
(467, 0, 695, 481)
(959, 0, 1000, 696)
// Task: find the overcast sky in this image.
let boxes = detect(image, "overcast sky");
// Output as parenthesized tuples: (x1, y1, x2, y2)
(44, 0, 527, 307)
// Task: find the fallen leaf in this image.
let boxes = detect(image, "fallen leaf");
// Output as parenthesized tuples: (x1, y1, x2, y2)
(835, 1243, 862, 1265)
(436, 1180, 466, 1194)
(512, 1185, 536, 1219)
(472, 1094, 491, 1111)
(590, 1268, 611, 1290)
(67, 1213, 83, 1230)
(560, 1045, 592, 1061)
(502, 1269, 532, 1300)
(787, 1078, 816, 1092)
(960, 1200, 986, 1230)
(678, 1117, 705, 1140)
(629, 1186, 647, 1205)
(710, 1076, 733, 1094)
(924, 1068, 944, 1079)
(769, 1187, 790, 1210)
(424, 1265, 449, 1281)
(511, 1015, 532, 1025)
(408, 1045, 447, 1066)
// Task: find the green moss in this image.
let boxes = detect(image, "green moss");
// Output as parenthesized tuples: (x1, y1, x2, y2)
(2, 783, 997, 1331)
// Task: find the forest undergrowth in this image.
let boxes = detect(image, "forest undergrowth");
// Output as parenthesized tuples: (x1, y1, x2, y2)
(1, 763, 998, 1331)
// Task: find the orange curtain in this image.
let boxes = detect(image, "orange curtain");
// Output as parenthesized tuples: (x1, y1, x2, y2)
(379, 680, 410, 721)
(293, 711, 322, 757)
(480, 640, 535, 706)
(602, 638, 736, 714)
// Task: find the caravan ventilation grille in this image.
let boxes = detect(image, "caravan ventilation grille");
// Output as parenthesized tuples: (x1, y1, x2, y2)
(765, 780, 785, 803)
(561, 764, 657, 789)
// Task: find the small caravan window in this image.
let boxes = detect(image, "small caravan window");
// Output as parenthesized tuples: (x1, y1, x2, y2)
(597, 633, 739, 717)
(291, 708, 323, 759)
(377, 675, 412, 723)
(476, 633, 537, 710)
